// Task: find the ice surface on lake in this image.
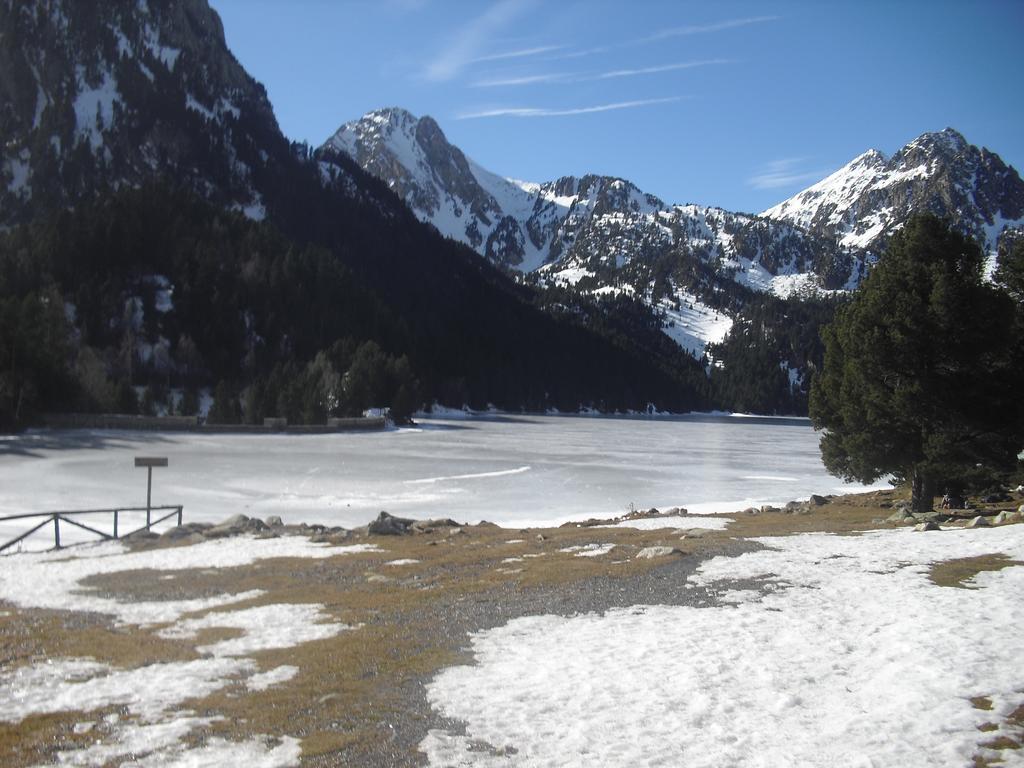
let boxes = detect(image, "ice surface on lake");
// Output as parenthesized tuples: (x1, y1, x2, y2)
(0, 415, 886, 546)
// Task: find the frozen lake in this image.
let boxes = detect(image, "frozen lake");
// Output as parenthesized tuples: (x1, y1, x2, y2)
(0, 414, 886, 548)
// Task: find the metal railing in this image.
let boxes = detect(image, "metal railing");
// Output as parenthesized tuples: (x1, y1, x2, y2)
(0, 505, 183, 554)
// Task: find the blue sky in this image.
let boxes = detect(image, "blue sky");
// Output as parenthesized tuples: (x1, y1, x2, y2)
(210, 0, 1024, 214)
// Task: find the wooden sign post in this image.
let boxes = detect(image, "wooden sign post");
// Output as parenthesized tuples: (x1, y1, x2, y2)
(135, 457, 168, 529)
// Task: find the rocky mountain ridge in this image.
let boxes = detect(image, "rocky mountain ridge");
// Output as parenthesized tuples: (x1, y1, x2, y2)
(324, 108, 862, 296)
(5, 1, 1020, 421)
(324, 109, 1024, 360)
(324, 108, 868, 357)
(1, 0, 722, 421)
(762, 127, 1024, 257)
(0, 0, 289, 223)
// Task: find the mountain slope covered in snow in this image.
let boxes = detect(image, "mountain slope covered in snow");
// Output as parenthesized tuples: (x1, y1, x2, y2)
(0, 0, 286, 222)
(325, 111, 1024, 370)
(0, 0, 720, 424)
(325, 109, 862, 297)
(323, 108, 866, 363)
(762, 128, 1024, 255)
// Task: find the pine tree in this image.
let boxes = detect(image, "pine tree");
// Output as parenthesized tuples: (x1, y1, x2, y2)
(810, 216, 1024, 512)
(179, 386, 200, 417)
(994, 235, 1024, 302)
(207, 380, 241, 425)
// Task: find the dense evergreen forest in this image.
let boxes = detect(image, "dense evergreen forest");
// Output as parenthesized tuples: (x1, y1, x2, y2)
(0, 77, 841, 431)
(0, 125, 843, 431)
(1, 184, 736, 429)
(708, 298, 838, 415)
(0, 0, 841, 430)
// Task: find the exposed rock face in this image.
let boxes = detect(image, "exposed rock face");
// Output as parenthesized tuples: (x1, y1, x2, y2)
(763, 128, 1024, 256)
(484, 215, 527, 268)
(366, 511, 461, 536)
(367, 511, 418, 536)
(415, 115, 503, 226)
(205, 514, 267, 538)
(0, 0, 286, 225)
(887, 510, 916, 524)
(326, 112, 1024, 321)
(321, 110, 1023, 379)
(320, 108, 864, 300)
(324, 108, 506, 252)
(635, 546, 683, 559)
(993, 510, 1022, 525)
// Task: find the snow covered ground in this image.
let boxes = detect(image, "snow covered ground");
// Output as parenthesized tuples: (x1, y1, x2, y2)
(0, 426, 1018, 766)
(0, 535, 374, 765)
(656, 290, 733, 357)
(0, 415, 887, 551)
(421, 524, 1024, 767)
(605, 515, 732, 532)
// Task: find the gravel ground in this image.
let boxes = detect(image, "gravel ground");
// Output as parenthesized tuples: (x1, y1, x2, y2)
(1, 524, 763, 767)
(6, 488, 1020, 765)
(298, 537, 760, 767)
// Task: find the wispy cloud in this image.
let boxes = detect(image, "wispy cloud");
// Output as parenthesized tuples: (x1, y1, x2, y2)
(424, 10, 773, 83)
(548, 44, 613, 61)
(473, 45, 565, 64)
(748, 159, 826, 190)
(645, 15, 779, 42)
(473, 59, 730, 88)
(472, 72, 572, 88)
(596, 59, 732, 79)
(422, 0, 534, 82)
(456, 96, 682, 120)
(544, 16, 778, 62)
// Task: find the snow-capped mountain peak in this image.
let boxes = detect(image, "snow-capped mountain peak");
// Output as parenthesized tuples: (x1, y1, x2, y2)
(326, 106, 495, 223)
(322, 108, 860, 288)
(905, 126, 969, 155)
(321, 108, 867, 359)
(324, 109, 681, 272)
(325, 107, 548, 267)
(760, 149, 889, 236)
(762, 128, 1024, 254)
(321, 111, 1022, 362)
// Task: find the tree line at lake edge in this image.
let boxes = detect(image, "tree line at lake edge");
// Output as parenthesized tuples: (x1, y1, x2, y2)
(3, 184, 1021, 506)
(0, 183, 718, 429)
(810, 215, 1024, 509)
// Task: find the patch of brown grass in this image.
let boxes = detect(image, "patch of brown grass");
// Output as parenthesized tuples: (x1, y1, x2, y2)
(2, 487, 1019, 765)
(972, 700, 1024, 766)
(0, 607, 198, 671)
(2, 529, 683, 765)
(0, 712, 92, 765)
(979, 735, 1021, 751)
(929, 554, 1024, 589)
